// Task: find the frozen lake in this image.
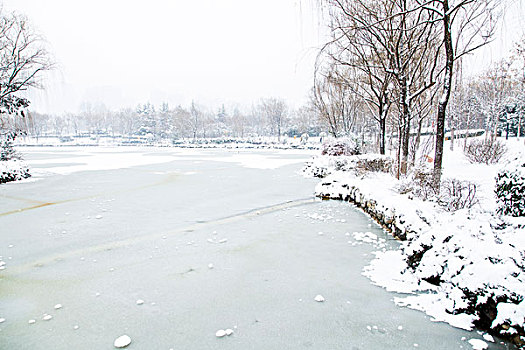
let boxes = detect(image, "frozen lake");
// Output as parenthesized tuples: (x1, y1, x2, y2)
(0, 147, 511, 349)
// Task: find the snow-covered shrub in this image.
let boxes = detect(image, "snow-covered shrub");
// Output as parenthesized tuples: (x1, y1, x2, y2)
(321, 138, 361, 156)
(0, 159, 30, 183)
(302, 159, 330, 178)
(355, 155, 393, 175)
(0, 138, 30, 183)
(438, 178, 478, 212)
(399, 166, 438, 200)
(464, 138, 507, 165)
(400, 169, 478, 211)
(496, 165, 525, 217)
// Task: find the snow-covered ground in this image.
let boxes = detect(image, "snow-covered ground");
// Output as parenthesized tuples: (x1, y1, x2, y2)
(12, 146, 317, 177)
(305, 137, 525, 348)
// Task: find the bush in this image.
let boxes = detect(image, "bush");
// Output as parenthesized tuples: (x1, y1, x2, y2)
(400, 167, 478, 212)
(355, 156, 392, 175)
(464, 138, 506, 165)
(496, 165, 525, 217)
(321, 138, 361, 156)
(400, 167, 438, 201)
(438, 178, 478, 212)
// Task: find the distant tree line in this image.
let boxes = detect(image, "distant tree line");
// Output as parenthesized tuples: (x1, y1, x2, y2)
(27, 98, 325, 142)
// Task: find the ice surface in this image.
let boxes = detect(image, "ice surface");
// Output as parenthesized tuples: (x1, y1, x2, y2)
(0, 148, 504, 350)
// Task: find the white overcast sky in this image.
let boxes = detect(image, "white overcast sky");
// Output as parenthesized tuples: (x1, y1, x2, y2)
(3, 0, 324, 114)
(2, 0, 524, 114)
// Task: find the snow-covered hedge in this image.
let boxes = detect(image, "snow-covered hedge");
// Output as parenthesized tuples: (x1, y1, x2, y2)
(0, 159, 31, 184)
(496, 164, 525, 217)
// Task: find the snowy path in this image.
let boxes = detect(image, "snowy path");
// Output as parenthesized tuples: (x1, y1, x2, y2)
(0, 148, 512, 349)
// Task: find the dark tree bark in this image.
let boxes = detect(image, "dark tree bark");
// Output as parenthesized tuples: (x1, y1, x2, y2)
(433, 0, 454, 188)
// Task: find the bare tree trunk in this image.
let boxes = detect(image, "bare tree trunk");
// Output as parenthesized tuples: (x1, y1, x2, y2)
(450, 113, 455, 151)
(400, 78, 411, 175)
(396, 124, 402, 179)
(463, 109, 471, 151)
(412, 117, 423, 166)
(518, 112, 522, 141)
(433, 0, 453, 189)
(379, 117, 386, 155)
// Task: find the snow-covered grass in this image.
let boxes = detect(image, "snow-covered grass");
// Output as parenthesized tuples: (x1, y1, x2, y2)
(304, 137, 525, 346)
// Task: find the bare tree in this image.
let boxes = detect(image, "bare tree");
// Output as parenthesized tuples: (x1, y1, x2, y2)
(322, 0, 441, 175)
(0, 8, 52, 139)
(320, 0, 393, 152)
(230, 107, 247, 138)
(312, 68, 358, 138)
(259, 98, 287, 141)
(320, 0, 500, 182)
(189, 101, 200, 141)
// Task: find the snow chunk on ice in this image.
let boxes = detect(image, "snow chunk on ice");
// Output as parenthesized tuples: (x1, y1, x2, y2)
(225, 329, 234, 336)
(482, 333, 494, 342)
(353, 231, 378, 244)
(42, 314, 53, 321)
(216, 329, 227, 337)
(136, 299, 144, 305)
(114, 335, 132, 348)
(314, 295, 325, 302)
(54, 304, 62, 310)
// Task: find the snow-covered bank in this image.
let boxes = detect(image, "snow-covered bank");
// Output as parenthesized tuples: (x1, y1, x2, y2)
(304, 139, 525, 347)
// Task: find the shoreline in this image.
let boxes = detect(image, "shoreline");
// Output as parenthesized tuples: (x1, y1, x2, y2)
(305, 152, 525, 348)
